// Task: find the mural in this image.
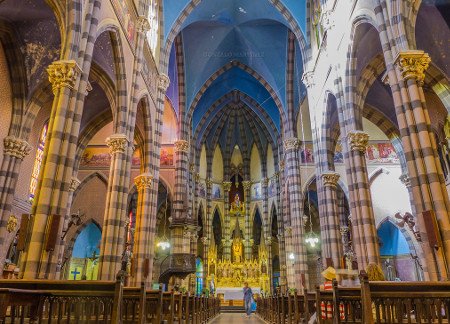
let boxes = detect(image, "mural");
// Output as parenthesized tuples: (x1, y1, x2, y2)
(80, 146, 141, 168)
(251, 182, 262, 200)
(111, 0, 136, 48)
(212, 183, 222, 199)
(268, 178, 276, 197)
(198, 181, 206, 198)
(160, 145, 174, 167)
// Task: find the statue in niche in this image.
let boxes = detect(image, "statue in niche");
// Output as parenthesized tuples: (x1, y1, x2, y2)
(232, 237, 243, 263)
(230, 193, 245, 214)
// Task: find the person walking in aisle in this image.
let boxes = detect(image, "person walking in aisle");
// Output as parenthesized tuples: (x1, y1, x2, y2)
(243, 282, 253, 317)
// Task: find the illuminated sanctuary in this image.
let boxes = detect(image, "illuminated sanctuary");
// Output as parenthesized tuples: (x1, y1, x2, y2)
(0, 0, 448, 311)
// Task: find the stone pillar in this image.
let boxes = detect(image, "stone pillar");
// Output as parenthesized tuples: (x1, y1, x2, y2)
(346, 131, 380, 269)
(276, 170, 288, 291)
(392, 51, 450, 280)
(21, 60, 83, 279)
(242, 180, 252, 260)
(283, 138, 308, 290)
(320, 171, 344, 268)
(222, 181, 232, 261)
(173, 139, 190, 222)
(129, 173, 153, 286)
(0, 136, 32, 270)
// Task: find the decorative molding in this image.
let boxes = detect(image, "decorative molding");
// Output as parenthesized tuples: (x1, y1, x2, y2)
(3, 136, 32, 160)
(157, 74, 170, 91)
(242, 180, 252, 191)
(261, 178, 269, 187)
(301, 71, 315, 88)
(206, 178, 213, 189)
(195, 173, 200, 182)
(174, 140, 189, 153)
(136, 16, 150, 33)
(399, 173, 411, 188)
(222, 181, 232, 192)
(106, 134, 128, 154)
(321, 171, 340, 187)
(347, 131, 369, 152)
(321, 10, 334, 33)
(394, 50, 430, 85)
(6, 215, 18, 233)
(47, 60, 81, 95)
(285, 226, 293, 236)
(69, 177, 81, 192)
(283, 137, 300, 151)
(134, 173, 153, 191)
(381, 70, 390, 85)
(339, 226, 349, 236)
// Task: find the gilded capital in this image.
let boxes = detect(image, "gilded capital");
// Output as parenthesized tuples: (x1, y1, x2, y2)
(222, 181, 232, 192)
(69, 177, 81, 192)
(347, 131, 369, 153)
(47, 60, 81, 95)
(283, 137, 300, 151)
(242, 180, 252, 191)
(137, 16, 151, 33)
(302, 71, 315, 88)
(321, 171, 340, 187)
(157, 74, 170, 91)
(134, 173, 153, 191)
(106, 134, 128, 154)
(3, 136, 32, 160)
(174, 139, 189, 153)
(394, 50, 430, 85)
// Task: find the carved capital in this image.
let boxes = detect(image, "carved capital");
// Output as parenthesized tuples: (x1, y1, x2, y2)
(222, 181, 232, 192)
(339, 226, 349, 236)
(134, 173, 153, 191)
(242, 180, 252, 191)
(265, 237, 272, 246)
(174, 139, 189, 153)
(302, 71, 315, 88)
(321, 10, 334, 32)
(157, 74, 170, 91)
(106, 134, 128, 154)
(47, 60, 81, 95)
(201, 236, 209, 244)
(394, 50, 430, 85)
(69, 177, 81, 192)
(347, 131, 369, 153)
(283, 137, 300, 151)
(321, 171, 340, 187)
(137, 16, 150, 33)
(261, 178, 270, 187)
(206, 178, 213, 189)
(3, 136, 32, 160)
(399, 173, 411, 188)
(6, 215, 18, 233)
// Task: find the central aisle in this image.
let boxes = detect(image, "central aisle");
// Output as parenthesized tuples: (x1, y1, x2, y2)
(210, 313, 266, 323)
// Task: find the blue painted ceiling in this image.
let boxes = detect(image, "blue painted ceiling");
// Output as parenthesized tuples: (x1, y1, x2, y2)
(163, 0, 307, 145)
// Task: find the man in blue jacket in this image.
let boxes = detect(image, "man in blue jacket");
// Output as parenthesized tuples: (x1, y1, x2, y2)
(243, 282, 253, 317)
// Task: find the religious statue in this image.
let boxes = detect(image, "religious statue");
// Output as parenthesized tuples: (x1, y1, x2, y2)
(232, 237, 243, 263)
(230, 193, 245, 214)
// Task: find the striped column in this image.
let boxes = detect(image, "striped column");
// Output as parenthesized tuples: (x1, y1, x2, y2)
(97, 134, 130, 280)
(276, 170, 287, 291)
(173, 139, 190, 222)
(242, 180, 252, 260)
(21, 60, 82, 279)
(261, 177, 272, 288)
(320, 171, 343, 268)
(222, 181, 232, 261)
(346, 131, 380, 269)
(284, 138, 308, 291)
(0, 136, 32, 271)
(130, 173, 153, 286)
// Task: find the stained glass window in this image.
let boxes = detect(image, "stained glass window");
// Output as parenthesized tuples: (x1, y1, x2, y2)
(147, 0, 159, 55)
(195, 257, 203, 295)
(29, 123, 48, 203)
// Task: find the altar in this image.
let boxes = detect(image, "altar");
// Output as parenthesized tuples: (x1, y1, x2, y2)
(216, 287, 261, 301)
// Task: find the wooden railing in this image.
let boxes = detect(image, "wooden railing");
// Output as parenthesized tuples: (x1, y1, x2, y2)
(0, 277, 220, 323)
(257, 271, 450, 324)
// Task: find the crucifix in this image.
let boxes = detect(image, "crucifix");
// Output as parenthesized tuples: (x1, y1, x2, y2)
(71, 268, 80, 280)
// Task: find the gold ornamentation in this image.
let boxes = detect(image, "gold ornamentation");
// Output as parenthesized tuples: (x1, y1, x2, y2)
(285, 226, 293, 236)
(3, 136, 32, 160)
(339, 226, 349, 236)
(206, 178, 213, 189)
(137, 16, 150, 33)
(69, 177, 81, 192)
(222, 181, 232, 192)
(6, 215, 18, 233)
(347, 131, 369, 152)
(157, 74, 170, 91)
(321, 171, 340, 187)
(395, 50, 430, 85)
(47, 60, 81, 95)
(189, 163, 195, 173)
(134, 173, 153, 191)
(302, 71, 315, 88)
(283, 137, 300, 151)
(195, 173, 200, 182)
(174, 140, 189, 153)
(106, 134, 128, 154)
(242, 180, 252, 191)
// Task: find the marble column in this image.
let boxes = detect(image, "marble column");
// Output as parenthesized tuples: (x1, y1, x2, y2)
(320, 171, 344, 268)
(0, 136, 32, 271)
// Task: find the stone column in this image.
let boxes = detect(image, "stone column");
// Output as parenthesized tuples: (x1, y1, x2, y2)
(242, 180, 252, 260)
(0, 136, 32, 271)
(173, 139, 190, 222)
(346, 131, 380, 269)
(275, 170, 288, 291)
(320, 171, 344, 268)
(21, 60, 83, 279)
(392, 51, 450, 280)
(284, 138, 308, 291)
(129, 173, 153, 286)
(222, 181, 232, 261)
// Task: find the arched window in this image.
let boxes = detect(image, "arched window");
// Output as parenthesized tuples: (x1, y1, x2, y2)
(29, 122, 48, 203)
(195, 257, 204, 295)
(147, 0, 159, 55)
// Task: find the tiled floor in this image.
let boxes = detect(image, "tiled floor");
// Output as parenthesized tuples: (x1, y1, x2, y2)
(210, 313, 266, 323)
